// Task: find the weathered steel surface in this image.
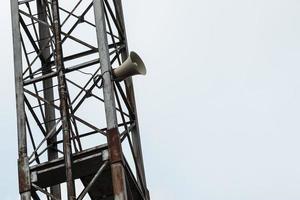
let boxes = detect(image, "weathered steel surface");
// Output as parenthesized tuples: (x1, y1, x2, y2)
(51, 0, 75, 199)
(11, 0, 149, 199)
(93, 0, 118, 129)
(18, 157, 31, 193)
(11, 0, 31, 199)
(93, 0, 128, 200)
(31, 145, 108, 187)
(107, 128, 123, 163)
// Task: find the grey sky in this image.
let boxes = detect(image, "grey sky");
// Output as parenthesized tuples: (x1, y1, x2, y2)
(2, 0, 300, 199)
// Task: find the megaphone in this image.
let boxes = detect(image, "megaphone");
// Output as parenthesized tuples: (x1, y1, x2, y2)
(112, 51, 146, 81)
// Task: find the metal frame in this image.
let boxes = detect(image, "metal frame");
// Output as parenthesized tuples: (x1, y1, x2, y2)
(10, 0, 149, 199)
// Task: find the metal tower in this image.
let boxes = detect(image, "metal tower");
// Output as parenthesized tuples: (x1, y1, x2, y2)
(10, 0, 149, 199)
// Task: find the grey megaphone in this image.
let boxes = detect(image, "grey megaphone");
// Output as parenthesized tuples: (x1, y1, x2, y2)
(113, 51, 146, 81)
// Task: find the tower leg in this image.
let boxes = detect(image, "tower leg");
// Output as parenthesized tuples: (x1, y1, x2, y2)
(37, 0, 61, 199)
(93, 0, 128, 199)
(51, 0, 75, 199)
(11, 0, 31, 199)
(20, 192, 31, 200)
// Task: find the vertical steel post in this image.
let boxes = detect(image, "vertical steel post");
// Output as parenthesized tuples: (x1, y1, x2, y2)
(37, 0, 61, 199)
(11, 0, 31, 199)
(51, 0, 76, 199)
(93, 0, 128, 200)
(113, 0, 149, 198)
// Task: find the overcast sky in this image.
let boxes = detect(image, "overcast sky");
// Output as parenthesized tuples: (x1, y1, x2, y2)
(2, 0, 300, 199)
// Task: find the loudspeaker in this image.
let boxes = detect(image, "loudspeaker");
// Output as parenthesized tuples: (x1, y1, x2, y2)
(113, 51, 146, 81)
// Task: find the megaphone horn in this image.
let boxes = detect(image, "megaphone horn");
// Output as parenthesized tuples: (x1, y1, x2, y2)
(112, 51, 146, 81)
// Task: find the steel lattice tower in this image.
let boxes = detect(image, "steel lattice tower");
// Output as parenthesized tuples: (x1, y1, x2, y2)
(10, 0, 149, 199)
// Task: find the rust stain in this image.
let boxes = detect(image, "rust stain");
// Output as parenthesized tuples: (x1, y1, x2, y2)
(107, 127, 122, 163)
(111, 164, 126, 195)
(18, 157, 31, 193)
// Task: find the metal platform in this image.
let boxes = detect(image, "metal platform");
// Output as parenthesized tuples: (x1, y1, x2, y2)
(30, 145, 144, 199)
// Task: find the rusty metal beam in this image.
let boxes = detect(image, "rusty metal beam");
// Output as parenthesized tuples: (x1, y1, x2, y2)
(11, 0, 31, 199)
(93, 0, 128, 200)
(51, 0, 76, 199)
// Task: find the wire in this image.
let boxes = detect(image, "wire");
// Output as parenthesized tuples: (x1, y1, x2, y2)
(76, 69, 103, 89)
(77, 69, 93, 76)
